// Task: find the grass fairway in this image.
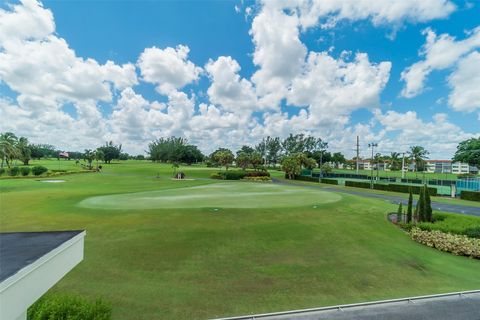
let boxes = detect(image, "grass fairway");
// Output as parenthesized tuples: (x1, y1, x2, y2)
(1, 160, 480, 319)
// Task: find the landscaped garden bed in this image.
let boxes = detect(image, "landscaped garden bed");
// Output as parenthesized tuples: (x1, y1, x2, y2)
(390, 185, 480, 259)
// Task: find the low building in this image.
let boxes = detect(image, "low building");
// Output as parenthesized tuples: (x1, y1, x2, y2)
(0, 230, 86, 320)
(357, 160, 372, 170)
(426, 160, 473, 174)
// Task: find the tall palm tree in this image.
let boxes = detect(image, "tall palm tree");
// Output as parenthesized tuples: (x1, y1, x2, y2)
(17, 137, 31, 165)
(0, 132, 19, 168)
(408, 146, 429, 172)
(389, 152, 401, 171)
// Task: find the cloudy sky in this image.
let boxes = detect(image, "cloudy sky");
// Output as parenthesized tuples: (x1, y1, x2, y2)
(0, 0, 479, 159)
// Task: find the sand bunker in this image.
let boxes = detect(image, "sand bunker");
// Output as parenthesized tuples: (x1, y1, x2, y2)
(39, 179, 66, 183)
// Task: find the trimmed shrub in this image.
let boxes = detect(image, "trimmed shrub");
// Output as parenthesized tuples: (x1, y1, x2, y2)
(465, 227, 480, 239)
(31, 166, 48, 176)
(211, 171, 246, 180)
(460, 190, 480, 202)
(9, 166, 20, 176)
(210, 173, 223, 180)
(244, 171, 270, 177)
(410, 228, 480, 259)
(345, 180, 371, 188)
(20, 167, 31, 176)
(28, 294, 111, 320)
(320, 178, 338, 185)
(0, 168, 5, 176)
(295, 175, 318, 182)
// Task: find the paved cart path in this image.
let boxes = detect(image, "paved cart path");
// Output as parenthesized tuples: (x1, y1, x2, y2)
(272, 179, 480, 217)
(214, 291, 480, 320)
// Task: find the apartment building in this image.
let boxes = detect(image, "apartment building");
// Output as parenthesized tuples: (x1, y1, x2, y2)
(426, 160, 475, 174)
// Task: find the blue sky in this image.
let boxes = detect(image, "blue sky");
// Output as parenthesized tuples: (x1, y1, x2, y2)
(0, 0, 479, 158)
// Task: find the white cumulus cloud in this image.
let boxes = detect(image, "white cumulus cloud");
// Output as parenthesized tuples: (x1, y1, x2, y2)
(401, 26, 480, 98)
(137, 45, 201, 95)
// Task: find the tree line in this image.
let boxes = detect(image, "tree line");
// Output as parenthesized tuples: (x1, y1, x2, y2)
(0, 132, 139, 169)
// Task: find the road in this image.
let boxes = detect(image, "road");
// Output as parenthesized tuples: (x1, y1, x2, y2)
(272, 179, 480, 217)
(213, 291, 480, 320)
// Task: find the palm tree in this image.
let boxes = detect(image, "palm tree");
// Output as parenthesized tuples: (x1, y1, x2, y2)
(408, 146, 429, 172)
(0, 132, 19, 168)
(17, 137, 31, 165)
(389, 152, 402, 171)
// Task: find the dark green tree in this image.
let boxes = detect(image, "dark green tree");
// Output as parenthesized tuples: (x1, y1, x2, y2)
(236, 145, 255, 156)
(453, 137, 480, 167)
(97, 141, 122, 164)
(424, 185, 433, 222)
(331, 152, 346, 168)
(417, 187, 427, 222)
(397, 202, 403, 224)
(406, 188, 413, 223)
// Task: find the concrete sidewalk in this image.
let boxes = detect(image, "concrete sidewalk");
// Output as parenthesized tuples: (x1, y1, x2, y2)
(214, 290, 480, 320)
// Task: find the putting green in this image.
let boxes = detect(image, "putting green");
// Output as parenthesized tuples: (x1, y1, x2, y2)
(78, 182, 341, 209)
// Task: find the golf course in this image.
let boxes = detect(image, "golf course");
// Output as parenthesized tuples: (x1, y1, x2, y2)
(1, 160, 480, 319)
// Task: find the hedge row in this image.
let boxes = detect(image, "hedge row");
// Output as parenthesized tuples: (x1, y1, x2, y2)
(293, 175, 339, 185)
(410, 228, 480, 259)
(294, 175, 318, 182)
(0, 166, 48, 177)
(345, 180, 437, 196)
(320, 178, 338, 185)
(460, 190, 480, 202)
(211, 170, 270, 180)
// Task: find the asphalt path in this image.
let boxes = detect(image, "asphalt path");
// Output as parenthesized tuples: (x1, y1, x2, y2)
(214, 291, 480, 320)
(272, 179, 480, 217)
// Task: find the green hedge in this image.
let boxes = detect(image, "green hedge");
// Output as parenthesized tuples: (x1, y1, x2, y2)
(460, 190, 480, 202)
(294, 175, 318, 182)
(211, 170, 269, 180)
(320, 178, 338, 185)
(344, 180, 371, 188)
(345, 180, 437, 196)
(293, 176, 339, 185)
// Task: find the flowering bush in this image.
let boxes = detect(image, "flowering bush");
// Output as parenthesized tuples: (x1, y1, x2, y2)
(243, 176, 271, 182)
(410, 227, 480, 259)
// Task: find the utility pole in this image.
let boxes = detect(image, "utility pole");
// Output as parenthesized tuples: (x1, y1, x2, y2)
(356, 135, 360, 174)
(401, 152, 405, 180)
(368, 143, 377, 189)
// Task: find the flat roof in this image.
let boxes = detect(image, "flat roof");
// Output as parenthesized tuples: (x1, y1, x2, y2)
(0, 230, 84, 282)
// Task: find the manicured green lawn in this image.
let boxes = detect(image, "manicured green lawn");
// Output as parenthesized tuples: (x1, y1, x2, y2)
(1, 160, 480, 320)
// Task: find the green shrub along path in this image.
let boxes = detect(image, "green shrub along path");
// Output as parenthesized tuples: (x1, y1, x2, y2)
(1, 160, 480, 320)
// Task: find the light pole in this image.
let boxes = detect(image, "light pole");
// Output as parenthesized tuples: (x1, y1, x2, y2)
(368, 143, 378, 189)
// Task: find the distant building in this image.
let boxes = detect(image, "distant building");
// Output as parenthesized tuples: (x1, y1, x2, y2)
(358, 160, 372, 170)
(426, 160, 475, 174)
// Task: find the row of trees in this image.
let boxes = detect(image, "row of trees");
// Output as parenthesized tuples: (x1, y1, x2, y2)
(0, 132, 132, 169)
(148, 137, 204, 164)
(398, 186, 433, 224)
(0, 132, 33, 167)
